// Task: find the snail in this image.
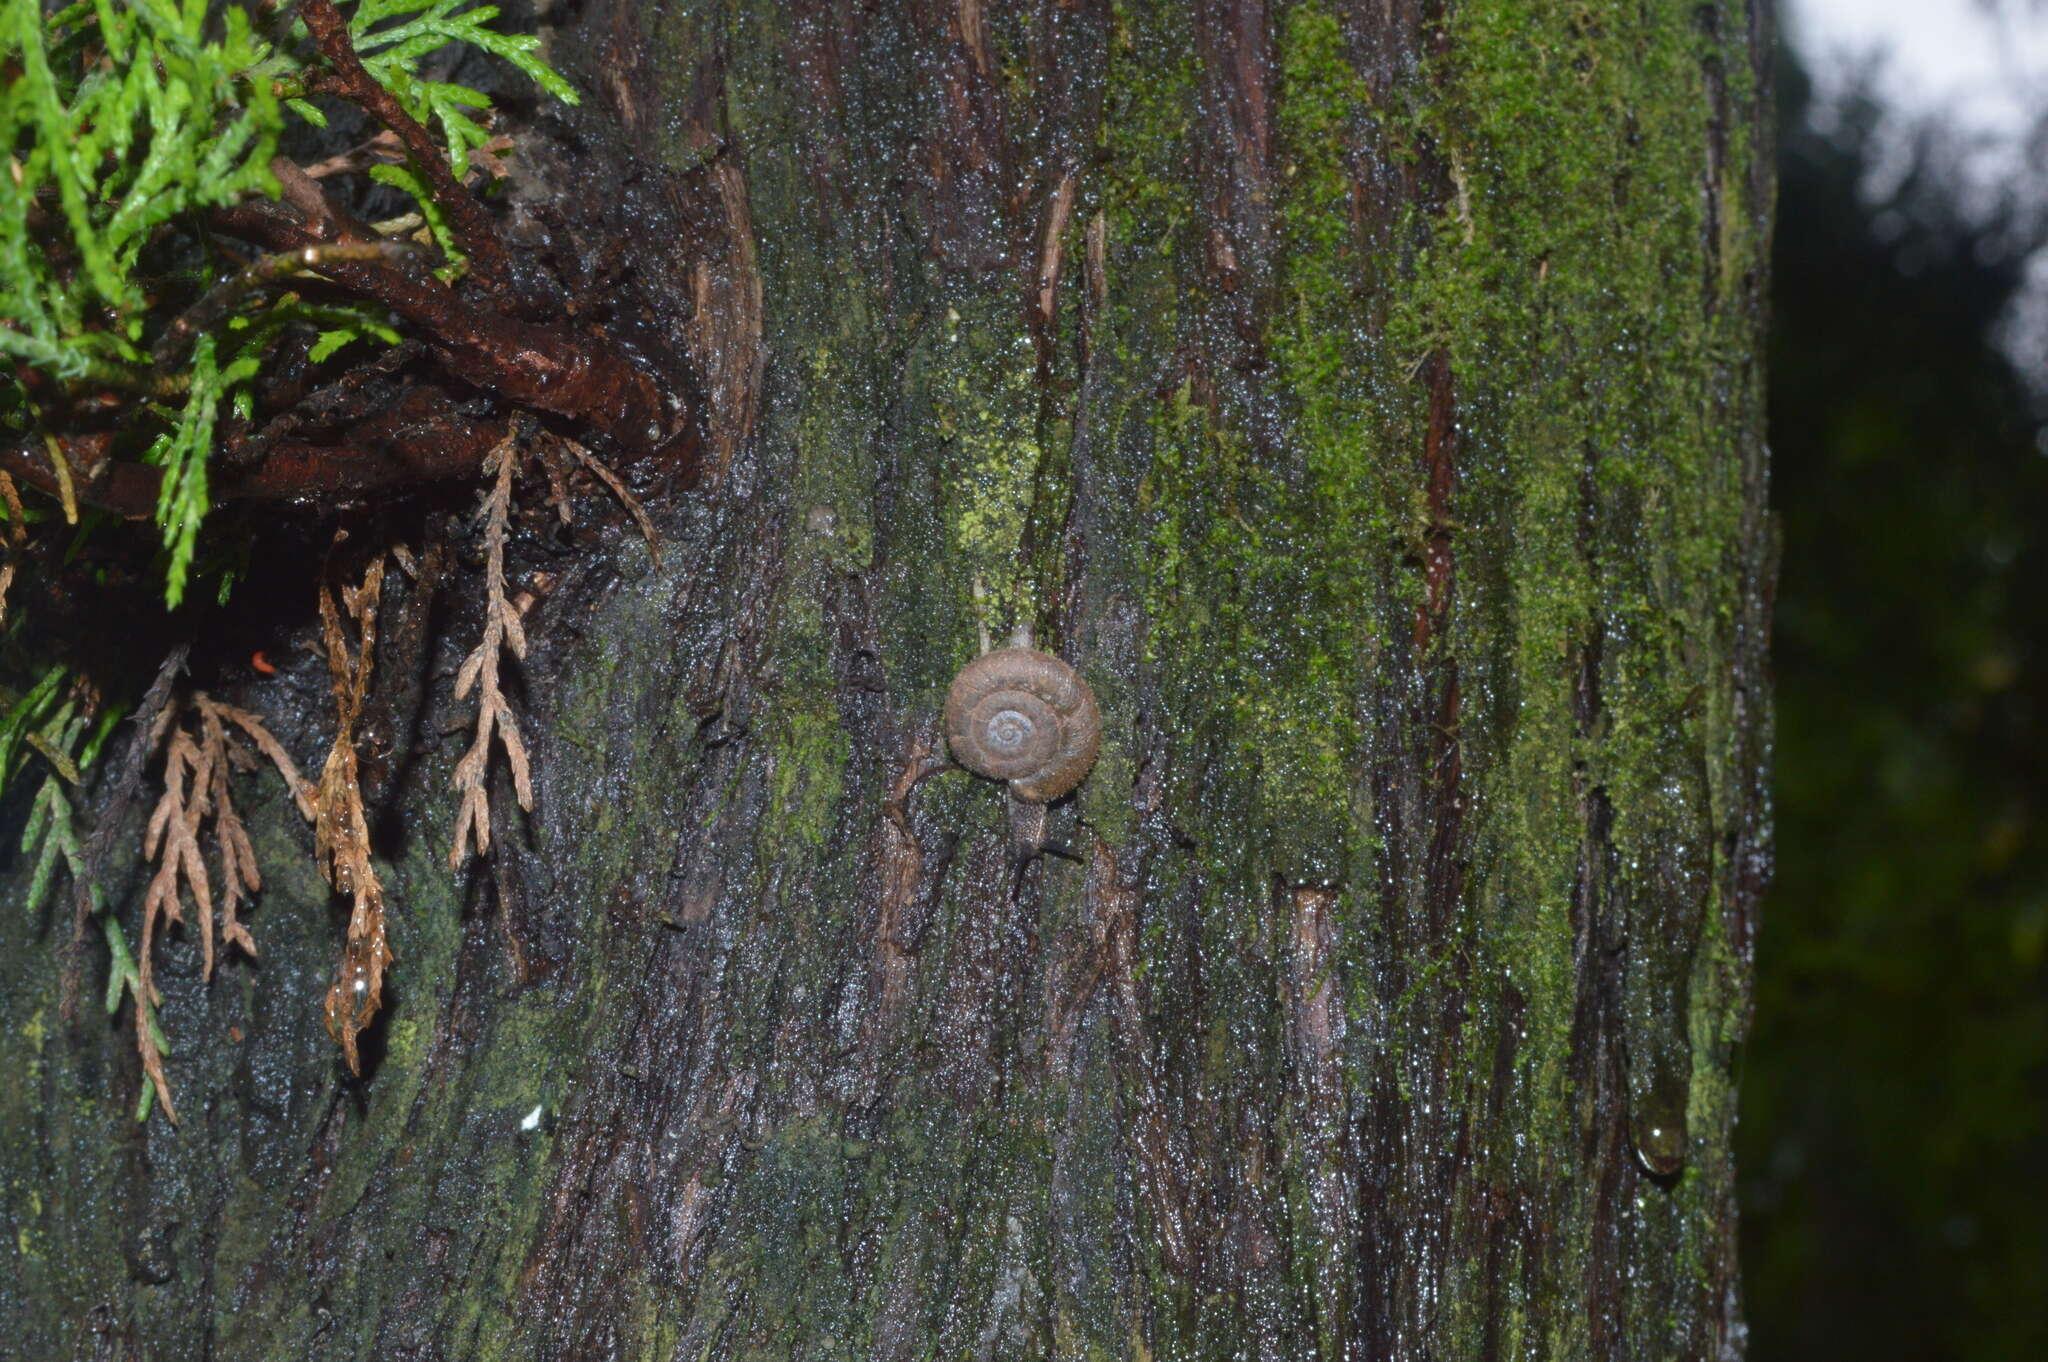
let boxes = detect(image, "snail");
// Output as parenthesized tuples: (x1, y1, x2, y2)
(944, 647, 1101, 803)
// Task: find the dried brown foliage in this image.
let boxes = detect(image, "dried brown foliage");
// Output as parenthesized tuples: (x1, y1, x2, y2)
(448, 432, 534, 870)
(119, 556, 401, 1100)
(95, 423, 650, 1111)
(135, 694, 309, 1122)
(0, 470, 23, 625)
(562, 436, 661, 567)
(533, 427, 662, 558)
(313, 556, 392, 1075)
(443, 426, 655, 874)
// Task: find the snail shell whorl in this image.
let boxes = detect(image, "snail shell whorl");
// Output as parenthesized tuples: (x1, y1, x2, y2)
(944, 647, 1102, 803)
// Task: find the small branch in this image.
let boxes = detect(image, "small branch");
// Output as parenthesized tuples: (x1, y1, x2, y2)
(136, 711, 212, 1124)
(301, 128, 406, 180)
(562, 436, 661, 566)
(151, 240, 424, 368)
(212, 203, 671, 453)
(194, 695, 312, 962)
(267, 156, 381, 242)
(297, 0, 512, 294)
(0, 401, 510, 518)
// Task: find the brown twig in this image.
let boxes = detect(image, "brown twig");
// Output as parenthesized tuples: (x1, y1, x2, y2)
(197, 695, 316, 960)
(300, 128, 405, 180)
(212, 199, 668, 452)
(125, 690, 313, 1121)
(137, 720, 208, 1123)
(296, 0, 513, 294)
(0, 395, 512, 518)
(267, 155, 380, 241)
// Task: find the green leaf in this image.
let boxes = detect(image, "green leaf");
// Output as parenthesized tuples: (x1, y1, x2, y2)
(21, 777, 55, 855)
(369, 163, 465, 271)
(347, 0, 579, 175)
(23, 729, 82, 785)
(141, 332, 227, 606)
(24, 784, 68, 915)
(0, 665, 66, 787)
(104, 916, 139, 1016)
(77, 704, 124, 769)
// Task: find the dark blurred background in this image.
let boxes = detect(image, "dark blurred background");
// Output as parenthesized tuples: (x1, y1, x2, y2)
(1744, 6, 2048, 1358)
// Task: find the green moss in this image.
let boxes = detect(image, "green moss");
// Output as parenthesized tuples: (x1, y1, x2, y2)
(765, 700, 849, 851)
(19, 1005, 45, 1056)
(1093, 0, 1763, 1349)
(793, 341, 880, 574)
(1357, 0, 1762, 1348)
(1102, 1, 1201, 255)
(910, 296, 1069, 635)
(1075, 663, 1138, 842)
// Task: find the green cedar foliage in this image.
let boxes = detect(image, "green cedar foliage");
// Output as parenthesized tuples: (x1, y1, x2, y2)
(0, 4, 576, 1064)
(3, 668, 135, 1071)
(0, 0, 576, 606)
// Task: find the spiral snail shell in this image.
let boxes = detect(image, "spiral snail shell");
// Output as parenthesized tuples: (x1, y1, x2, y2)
(944, 647, 1102, 803)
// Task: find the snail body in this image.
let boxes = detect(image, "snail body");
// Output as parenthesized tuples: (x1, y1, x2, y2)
(944, 647, 1101, 802)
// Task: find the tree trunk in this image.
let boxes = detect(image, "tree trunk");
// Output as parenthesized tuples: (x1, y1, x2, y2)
(1, 0, 1774, 1357)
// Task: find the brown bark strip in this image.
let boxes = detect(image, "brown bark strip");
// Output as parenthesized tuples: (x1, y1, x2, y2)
(1193, 0, 1275, 320)
(1288, 887, 1340, 1105)
(1034, 169, 1079, 330)
(1354, 342, 1474, 1344)
(687, 159, 766, 480)
(1090, 837, 1195, 1278)
(1416, 348, 1466, 944)
(1287, 884, 1353, 1351)
(861, 730, 943, 1086)
(917, 0, 1016, 269)
(1413, 346, 1459, 651)
(1085, 211, 1108, 312)
(953, 0, 994, 78)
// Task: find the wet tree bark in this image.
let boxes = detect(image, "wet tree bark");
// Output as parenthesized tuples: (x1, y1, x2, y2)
(0, 0, 1773, 1358)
